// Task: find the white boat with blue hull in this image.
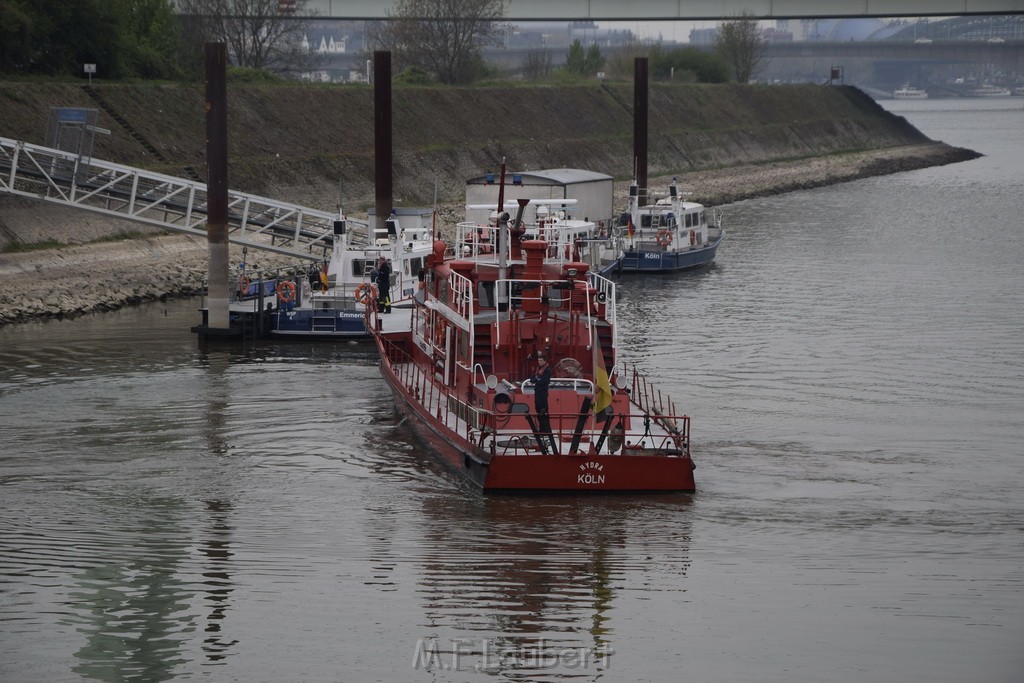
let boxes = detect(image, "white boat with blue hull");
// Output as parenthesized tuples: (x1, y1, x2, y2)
(260, 209, 434, 338)
(617, 177, 724, 273)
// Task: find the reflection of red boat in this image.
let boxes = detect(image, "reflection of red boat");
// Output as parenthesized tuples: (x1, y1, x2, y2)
(368, 184, 696, 492)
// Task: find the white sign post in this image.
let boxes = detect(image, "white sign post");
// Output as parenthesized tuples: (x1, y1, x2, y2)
(84, 63, 96, 85)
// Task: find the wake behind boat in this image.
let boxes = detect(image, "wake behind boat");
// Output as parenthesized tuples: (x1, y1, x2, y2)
(367, 198, 697, 493)
(618, 177, 724, 272)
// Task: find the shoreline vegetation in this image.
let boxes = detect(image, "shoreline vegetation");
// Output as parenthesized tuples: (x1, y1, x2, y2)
(0, 141, 977, 327)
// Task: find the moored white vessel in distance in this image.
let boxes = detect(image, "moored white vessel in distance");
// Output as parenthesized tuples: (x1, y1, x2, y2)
(965, 84, 1011, 97)
(893, 84, 928, 99)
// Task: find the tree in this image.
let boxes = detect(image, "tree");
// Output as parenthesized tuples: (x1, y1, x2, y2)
(564, 39, 604, 77)
(0, 0, 181, 79)
(584, 43, 605, 75)
(606, 40, 729, 84)
(565, 39, 586, 75)
(120, 0, 183, 78)
(648, 45, 729, 83)
(367, 0, 506, 85)
(521, 50, 552, 81)
(176, 0, 323, 77)
(715, 12, 765, 83)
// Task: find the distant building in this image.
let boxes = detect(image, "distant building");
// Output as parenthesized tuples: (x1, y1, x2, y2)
(763, 27, 793, 42)
(302, 31, 347, 54)
(689, 27, 717, 46)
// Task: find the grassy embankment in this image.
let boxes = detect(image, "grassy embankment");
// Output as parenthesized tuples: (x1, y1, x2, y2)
(1, 80, 929, 216)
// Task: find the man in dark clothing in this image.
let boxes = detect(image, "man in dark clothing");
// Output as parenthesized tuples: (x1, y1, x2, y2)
(531, 354, 557, 454)
(375, 256, 392, 313)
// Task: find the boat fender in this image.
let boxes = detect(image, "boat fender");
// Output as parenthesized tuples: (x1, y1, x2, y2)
(238, 275, 251, 297)
(354, 282, 378, 305)
(276, 280, 297, 304)
(656, 230, 673, 247)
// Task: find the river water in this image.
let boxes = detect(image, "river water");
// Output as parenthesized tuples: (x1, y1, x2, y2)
(2, 99, 1022, 682)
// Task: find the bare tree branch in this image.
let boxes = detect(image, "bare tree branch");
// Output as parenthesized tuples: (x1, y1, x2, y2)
(177, 0, 323, 76)
(367, 0, 506, 84)
(715, 12, 766, 83)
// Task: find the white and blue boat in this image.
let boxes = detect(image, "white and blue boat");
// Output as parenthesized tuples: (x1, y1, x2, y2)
(266, 208, 435, 338)
(617, 177, 724, 273)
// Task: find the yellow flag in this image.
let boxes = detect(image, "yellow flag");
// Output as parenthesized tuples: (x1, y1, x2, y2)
(593, 329, 613, 415)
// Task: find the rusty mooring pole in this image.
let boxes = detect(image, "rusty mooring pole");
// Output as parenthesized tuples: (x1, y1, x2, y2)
(204, 42, 230, 331)
(373, 51, 393, 234)
(633, 57, 649, 207)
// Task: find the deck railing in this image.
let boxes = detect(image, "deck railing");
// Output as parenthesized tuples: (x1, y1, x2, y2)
(617, 361, 690, 454)
(379, 338, 690, 458)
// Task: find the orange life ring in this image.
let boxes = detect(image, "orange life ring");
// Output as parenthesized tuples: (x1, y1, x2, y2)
(656, 230, 673, 247)
(276, 280, 297, 303)
(689, 229, 696, 246)
(354, 282, 378, 305)
(238, 275, 251, 297)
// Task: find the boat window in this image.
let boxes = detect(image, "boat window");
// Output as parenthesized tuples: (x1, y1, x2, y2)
(685, 213, 693, 228)
(410, 257, 423, 279)
(641, 215, 653, 228)
(478, 281, 495, 308)
(351, 259, 373, 278)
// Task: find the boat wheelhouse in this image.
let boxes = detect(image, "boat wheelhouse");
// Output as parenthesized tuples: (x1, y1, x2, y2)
(266, 208, 434, 335)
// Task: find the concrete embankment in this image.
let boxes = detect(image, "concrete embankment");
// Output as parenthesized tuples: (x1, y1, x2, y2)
(0, 81, 979, 326)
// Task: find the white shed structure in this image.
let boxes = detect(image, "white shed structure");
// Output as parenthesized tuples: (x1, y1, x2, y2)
(465, 168, 614, 231)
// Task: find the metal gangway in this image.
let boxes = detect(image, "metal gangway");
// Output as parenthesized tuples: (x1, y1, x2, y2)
(0, 136, 368, 259)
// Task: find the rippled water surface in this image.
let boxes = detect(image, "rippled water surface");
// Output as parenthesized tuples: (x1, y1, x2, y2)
(2, 100, 1022, 682)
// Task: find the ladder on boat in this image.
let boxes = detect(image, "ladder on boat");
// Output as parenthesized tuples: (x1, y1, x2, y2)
(0, 136, 368, 260)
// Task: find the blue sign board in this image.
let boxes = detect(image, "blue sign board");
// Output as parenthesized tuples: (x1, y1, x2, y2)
(57, 108, 90, 124)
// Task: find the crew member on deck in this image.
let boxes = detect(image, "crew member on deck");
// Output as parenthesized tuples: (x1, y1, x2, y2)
(532, 353, 557, 454)
(375, 256, 392, 313)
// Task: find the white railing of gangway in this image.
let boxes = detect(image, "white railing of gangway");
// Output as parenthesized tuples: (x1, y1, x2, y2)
(0, 136, 368, 259)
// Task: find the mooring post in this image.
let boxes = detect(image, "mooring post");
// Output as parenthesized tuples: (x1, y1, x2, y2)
(204, 42, 230, 331)
(633, 57, 649, 207)
(373, 51, 393, 235)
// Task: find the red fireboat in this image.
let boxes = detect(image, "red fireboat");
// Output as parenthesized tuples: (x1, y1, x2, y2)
(367, 194, 696, 492)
